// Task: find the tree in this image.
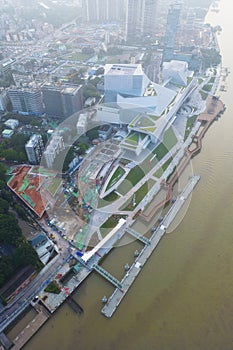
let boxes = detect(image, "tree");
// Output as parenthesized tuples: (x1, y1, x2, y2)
(82, 47, 95, 55)
(86, 128, 99, 141)
(0, 213, 21, 244)
(83, 83, 100, 99)
(0, 163, 6, 181)
(0, 190, 13, 204)
(76, 142, 88, 155)
(0, 180, 6, 190)
(0, 198, 9, 214)
(14, 204, 28, 221)
(201, 48, 221, 70)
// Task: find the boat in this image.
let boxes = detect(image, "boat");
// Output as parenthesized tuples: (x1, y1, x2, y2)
(134, 250, 139, 257)
(124, 263, 130, 271)
(102, 296, 108, 303)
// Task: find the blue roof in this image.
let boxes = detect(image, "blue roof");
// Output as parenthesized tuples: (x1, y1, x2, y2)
(29, 233, 48, 247)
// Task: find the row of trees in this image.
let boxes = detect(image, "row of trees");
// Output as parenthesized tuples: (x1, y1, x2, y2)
(0, 165, 40, 288)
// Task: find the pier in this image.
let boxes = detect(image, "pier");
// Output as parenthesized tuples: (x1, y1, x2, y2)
(10, 304, 50, 350)
(101, 175, 200, 318)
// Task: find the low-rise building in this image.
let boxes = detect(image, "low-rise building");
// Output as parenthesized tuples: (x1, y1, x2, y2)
(29, 232, 55, 265)
(4, 118, 19, 130)
(2, 129, 14, 138)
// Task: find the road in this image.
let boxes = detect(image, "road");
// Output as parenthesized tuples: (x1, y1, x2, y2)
(0, 238, 69, 333)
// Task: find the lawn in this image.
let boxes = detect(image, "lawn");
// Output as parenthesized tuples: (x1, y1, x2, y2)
(117, 165, 145, 195)
(67, 52, 90, 61)
(127, 132, 138, 143)
(184, 115, 198, 141)
(200, 91, 208, 100)
(137, 116, 154, 127)
(100, 215, 126, 237)
(163, 127, 177, 150)
(154, 157, 173, 178)
(121, 179, 155, 211)
(106, 166, 125, 191)
(48, 178, 62, 196)
(203, 84, 213, 92)
(209, 76, 216, 84)
(125, 165, 145, 186)
(98, 192, 120, 208)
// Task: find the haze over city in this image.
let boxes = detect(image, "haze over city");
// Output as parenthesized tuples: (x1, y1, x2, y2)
(0, 0, 232, 349)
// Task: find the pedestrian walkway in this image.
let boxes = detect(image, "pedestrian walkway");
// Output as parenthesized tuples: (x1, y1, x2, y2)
(126, 228, 150, 245)
(93, 264, 123, 290)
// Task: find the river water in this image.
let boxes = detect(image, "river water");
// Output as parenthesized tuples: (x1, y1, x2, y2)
(23, 1, 233, 349)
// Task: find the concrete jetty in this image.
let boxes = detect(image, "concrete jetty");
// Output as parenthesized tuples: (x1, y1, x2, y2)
(101, 175, 200, 318)
(11, 304, 50, 350)
(0, 332, 13, 350)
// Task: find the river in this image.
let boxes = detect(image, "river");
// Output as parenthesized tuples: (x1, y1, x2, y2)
(22, 1, 233, 349)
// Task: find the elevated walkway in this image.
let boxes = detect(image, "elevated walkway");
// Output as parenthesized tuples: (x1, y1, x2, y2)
(93, 264, 123, 290)
(127, 228, 150, 246)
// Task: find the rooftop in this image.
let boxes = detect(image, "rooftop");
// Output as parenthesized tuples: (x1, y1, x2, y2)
(7, 165, 60, 218)
(117, 82, 176, 117)
(2, 129, 14, 135)
(105, 64, 144, 76)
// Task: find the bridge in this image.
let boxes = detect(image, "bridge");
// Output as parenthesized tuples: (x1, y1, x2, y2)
(93, 264, 123, 290)
(127, 227, 151, 246)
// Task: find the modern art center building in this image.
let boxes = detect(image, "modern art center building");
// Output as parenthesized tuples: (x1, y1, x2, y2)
(98, 62, 198, 154)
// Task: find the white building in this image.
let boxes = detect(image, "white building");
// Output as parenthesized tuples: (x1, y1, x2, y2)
(162, 60, 190, 87)
(77, 113, 87, 135)
(2, 129, 14, 139)
(104, 64, 150, 102)
(44, 135, 65, 169)
(0, 89, 9, 111)
(25, 134, 44, 165)
(4, 119, 19, 130)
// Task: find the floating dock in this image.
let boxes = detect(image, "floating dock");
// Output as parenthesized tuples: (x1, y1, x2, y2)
(66, 297, 83, 314)
(101, 175, 200, 318)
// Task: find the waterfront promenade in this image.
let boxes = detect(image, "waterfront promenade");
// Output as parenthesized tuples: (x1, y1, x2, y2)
(101, 175, 201, 318)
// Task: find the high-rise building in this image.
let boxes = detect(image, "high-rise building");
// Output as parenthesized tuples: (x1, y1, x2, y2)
(62, 85, 83, 118)
(125, 0, 158, 41)
(42, 83, 83, 119)
(104, 63, 150, 102)
(83, 0, 126, 22)
(142, 0, 158, 36)
(164, 3, 182, 48)
(0, 88, 9, 111)
(25, 134, 44, 165)
(7, 87, 44, 116)
(43, 135, 65, 169)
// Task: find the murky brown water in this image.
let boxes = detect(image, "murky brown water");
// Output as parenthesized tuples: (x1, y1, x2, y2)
(22, 2, 233, 349)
